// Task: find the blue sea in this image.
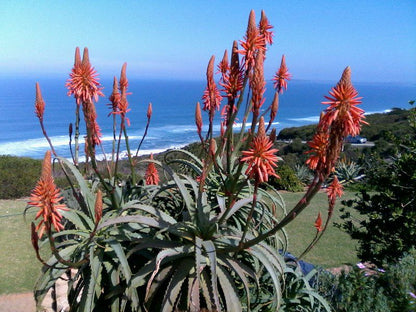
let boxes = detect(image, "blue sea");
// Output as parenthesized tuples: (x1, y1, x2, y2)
(0, 76, 415, 159)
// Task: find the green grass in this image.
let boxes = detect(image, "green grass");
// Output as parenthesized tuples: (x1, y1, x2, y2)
(0, 191, 359, 294)
(0, 199, 42, 294)
(283, 190, 359, 268)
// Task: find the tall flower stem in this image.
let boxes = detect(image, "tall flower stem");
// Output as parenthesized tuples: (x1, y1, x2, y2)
(123, 126, 136, 185)
(238, 177, 323, 251)
(74, 105, 80, 167)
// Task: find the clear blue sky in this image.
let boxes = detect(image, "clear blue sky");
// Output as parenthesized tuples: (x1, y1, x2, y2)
(1, 0, 415, 83)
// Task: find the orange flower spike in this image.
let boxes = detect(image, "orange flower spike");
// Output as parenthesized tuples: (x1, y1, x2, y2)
(270, 92, 279, 123)
(321, 66, 365, 137)
(66, 47, 104, 105)
(314, 212, 323, 232)
(108, 76, 121, 114)
(305, 131, 329, 170)
(269, 128, 277, 144)
(94, 190, 103, 224)
(257, 116, 266, 139)
(218, 50, 229, 80)
(273, 55, 292, 94)
(145, 154, 160, 185)
(238, 10, 265, 70)
(147, 102, 153, 120)
(209, 138, 217, 159)
(202, 56, 222, 112)
(250, 52, 266, 114)
(74, 46, 81, 68)
(35, 83, 45, 121)
(28, 151, 69, 238)
(326, 176, 344, 206)
(259, 10, 274, 45)
(119, 63, 128, 94)
(241, 129, 279, 184)
(195, 102, 203, 135)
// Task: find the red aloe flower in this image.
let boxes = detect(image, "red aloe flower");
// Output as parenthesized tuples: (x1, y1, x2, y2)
(220, 42, 244, 100)
(83, 103, 102, 146)
(273, 55, 291, 94)
(66, 47, 104, 105)
(268, 92, 279, 130)
(28, 151, 68, 238)
(195, 102, 203, 135)
(259, 10, 274, 45)
(305, 131, 329, 170)
(147, 102, 153, 120)
(119, 62, 129, 93)
(202, 56, 222, 113)
(218, 50, 229, 80)
(145, 154, 159, 185)
(321, 67, 365, 137)
(314, 212, 323, 232)
(35, 83, 45, 121)
(108, 76, 121, 115)
(238, 10, 266, 70)
(250, 52, 266, 114)
(241, 119, 279, 184)
(326, 175, 344, 206)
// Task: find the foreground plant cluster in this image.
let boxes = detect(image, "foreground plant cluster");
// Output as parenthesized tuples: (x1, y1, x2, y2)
(27, 10, 369, 311)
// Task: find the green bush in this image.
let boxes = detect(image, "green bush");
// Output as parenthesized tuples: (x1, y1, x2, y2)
(0, 155, 41, 199)
(339, 104, 416, 265)
(316, 249, 416, 312)
(269, 164, 304, 192)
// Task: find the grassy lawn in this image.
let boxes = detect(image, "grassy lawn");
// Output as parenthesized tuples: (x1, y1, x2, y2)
(0, 191, 359, 294)
(283, 190, 359, 268)
(0, 199, 42, 294)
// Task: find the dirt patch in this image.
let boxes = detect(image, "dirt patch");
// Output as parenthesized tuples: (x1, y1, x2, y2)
(0, 292, 35, 312)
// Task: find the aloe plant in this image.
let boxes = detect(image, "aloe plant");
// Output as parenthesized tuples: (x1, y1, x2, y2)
(27, 9, 367, 312)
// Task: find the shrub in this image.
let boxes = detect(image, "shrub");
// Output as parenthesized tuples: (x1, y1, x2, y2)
(316, 249, 416, 312)
(338, 103, 416, 265)
(0, 155, 41, 199)
(269, 164, 304, 192)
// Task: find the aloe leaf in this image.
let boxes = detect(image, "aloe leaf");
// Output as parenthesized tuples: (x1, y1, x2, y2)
(164, 148, 204, 168)
(78, 246, 102, 312)
(122, 202, 177, 225)
(200, 270, 213, 311)
(249, 245, 282, 309)
(77, 267, 94, 312)
(97, 215, 171, 231)
(145, 246, 193, 301)
(218, 255, 256, 310)
(202, 240, 221, 311)
(159, 162, 196, 220)
(61, 208, 95, 231)
(161, 259, 194, 312)
(218, 196, 254, 221)
(108, 240, 140, 309)
(187, 268, 200, 312)
(130, 259, 156, 288)
(216, 265, 243, 312)
(57, 156, 95, 218)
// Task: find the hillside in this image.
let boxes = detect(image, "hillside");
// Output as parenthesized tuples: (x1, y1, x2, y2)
(277, 108, 413, 141)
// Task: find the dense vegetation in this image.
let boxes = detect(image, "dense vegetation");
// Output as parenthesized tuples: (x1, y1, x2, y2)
(316, 248, 416, 312)
(0, 155, 41, 199)
(277, 107, 413, 141)
(338, 104, 416, 266)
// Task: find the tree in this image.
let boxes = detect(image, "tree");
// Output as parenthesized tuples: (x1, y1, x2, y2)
(339, 101, 416, 266)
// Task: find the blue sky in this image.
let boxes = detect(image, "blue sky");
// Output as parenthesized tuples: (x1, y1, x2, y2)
(1, 0, 415, 83)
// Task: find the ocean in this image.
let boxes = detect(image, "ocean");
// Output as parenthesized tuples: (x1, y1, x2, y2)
(0, 76, 415, 159)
